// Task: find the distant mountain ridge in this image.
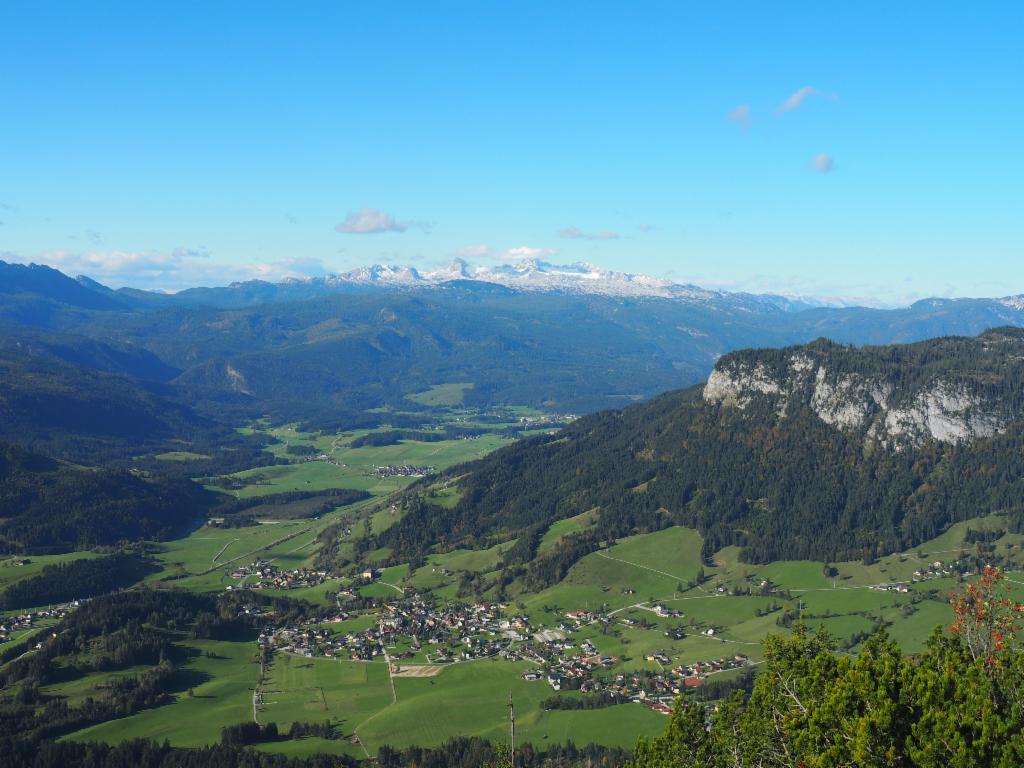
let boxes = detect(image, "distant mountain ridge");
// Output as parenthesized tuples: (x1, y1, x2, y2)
(4, 258, 1024, 419)
(7, 256, 1024, 312)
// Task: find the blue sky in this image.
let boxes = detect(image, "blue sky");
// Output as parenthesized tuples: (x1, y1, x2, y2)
(1, 1, 1021, 304)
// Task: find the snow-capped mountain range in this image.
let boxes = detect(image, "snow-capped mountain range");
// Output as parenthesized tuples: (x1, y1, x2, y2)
(305, 258, 709, 298)
(281, 257, 855, 310)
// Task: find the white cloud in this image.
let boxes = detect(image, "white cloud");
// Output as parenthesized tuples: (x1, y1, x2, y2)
(334, 207, 429, 234)
(559, 226, 620, 240)
(11, 248, 329, 291)
(811, 153, 835, 173)
(501, 246, 559, 260)
(727, 104, 751, 128)
(454, 244, 559, 261)
(777, 86, 837, 114)
(247, 257, 328, 281)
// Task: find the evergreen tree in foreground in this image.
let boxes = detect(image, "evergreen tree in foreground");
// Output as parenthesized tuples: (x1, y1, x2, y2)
(630, 567, 1024, 768)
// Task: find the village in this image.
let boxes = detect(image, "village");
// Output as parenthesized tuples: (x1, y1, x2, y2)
(252, 588, 752, 714)
(373, 464, 435, 478)
(515, 413, 578, 428)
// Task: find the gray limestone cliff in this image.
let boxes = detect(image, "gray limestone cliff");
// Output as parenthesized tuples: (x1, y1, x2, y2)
(703, 329, 1024, 449)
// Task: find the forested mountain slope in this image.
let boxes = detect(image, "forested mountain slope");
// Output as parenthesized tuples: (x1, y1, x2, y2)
(0, 442, 215, 553)
(0, 347, 248, 464)
(381, 328, 1024, 573)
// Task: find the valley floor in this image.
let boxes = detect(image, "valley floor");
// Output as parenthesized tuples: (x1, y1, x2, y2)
(7, 410, 1023, 759)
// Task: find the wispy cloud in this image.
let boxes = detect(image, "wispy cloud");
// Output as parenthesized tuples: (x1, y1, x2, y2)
(558, 226, 620, 240)
(637, 223, 657, 232)
(776, 86, 838, 114)
(453, 244, 560, 261)
(454, 244, 494, 259)
(9, 248, 329, 291)
(811, 153, 835, 173)
(727, 104, 751, 128)
(334, 207, 430, 234)
(503, 246, 559, 260)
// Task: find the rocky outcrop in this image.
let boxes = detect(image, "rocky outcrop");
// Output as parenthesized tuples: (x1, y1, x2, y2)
(703, 334, 1020, 449)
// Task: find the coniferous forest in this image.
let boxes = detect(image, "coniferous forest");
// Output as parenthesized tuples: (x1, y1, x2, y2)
(377, 330, 1024, 580)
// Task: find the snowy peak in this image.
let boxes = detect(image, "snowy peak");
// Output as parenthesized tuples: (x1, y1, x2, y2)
(303, 257, 736, 301)
(335, 264, 424, 284)
(138, 255, 1024, 313)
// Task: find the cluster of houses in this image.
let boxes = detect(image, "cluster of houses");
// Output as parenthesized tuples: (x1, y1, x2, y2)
(518, 635, 618, 691)
(299, 452, 343, 467)
(518, 620, 750, 709)
(249, 585, 752, 715)
(871, 581, 911, 593)
(0, 603, 77, 646)
(373, 464, 435, 478)
(516, 413, 577, 427)
(228, 561, 332, 591)
(912, 558, 969, 582)
(258, 597, 530, 663)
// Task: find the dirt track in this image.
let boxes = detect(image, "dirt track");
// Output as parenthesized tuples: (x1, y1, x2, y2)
(391, 664, 444, 678)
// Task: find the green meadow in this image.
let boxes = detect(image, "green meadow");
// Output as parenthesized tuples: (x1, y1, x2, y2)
(15, 413, 1024, 758)
(405, 383, 475, 407)
(67, 638, 258, 747)
(145, 419, 514, 592)
(0, 551, 102, 592)
(355, 660, 665, 752)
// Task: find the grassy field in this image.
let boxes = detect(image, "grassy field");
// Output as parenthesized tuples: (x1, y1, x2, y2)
(509, 516, 1018, 669)
(405, 383, 475, 407)
(67, 638, 258, 747)
(66, 652, 664, 755)
(146, 516, 334, 593)
(0, 551, 102, 592)
(144, 419, 516, 593)
(260, 654, 392, 756)
(153, 451, 212, 461)
(537, 509, 598, 554)
(218, 431, 510, 501)
(355, 659, 665, 752)
(520, 527, 705, 623)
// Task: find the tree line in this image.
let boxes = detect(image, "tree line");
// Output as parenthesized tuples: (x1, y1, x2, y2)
(0, 553, 156, 610)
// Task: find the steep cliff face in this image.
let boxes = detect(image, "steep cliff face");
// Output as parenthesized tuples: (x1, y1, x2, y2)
(704, 328, 1024, 449)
